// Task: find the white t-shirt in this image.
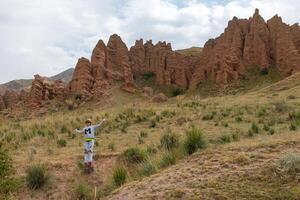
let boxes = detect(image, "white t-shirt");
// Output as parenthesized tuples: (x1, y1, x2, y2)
(76, 124, 101, 140)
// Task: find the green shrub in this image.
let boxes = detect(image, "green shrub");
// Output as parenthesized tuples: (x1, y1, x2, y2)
(159, 151, 177, 168)
(113, 166, 127, 187)
(170, 87, 185, 97)
(287, 95, 296, 100)
(184, 127, 206, 155)
(257, 108, 267, 117)
(57, 139, 67, 147)
(146, 146, 157, 154)
(0, 149, 13, 178)
(143, 72, 156, 80)
(235, 116, 243, 122)
(278, 154, 300, 174)
(149, 120, 156, 128)
(268, 128, 275, 135)
(139, 161, 157, 176)
(122, 148, 146, 164)
(73, 182, 92, 200)
(26, 165, 49, 190)
(290, 122, 297, 131)
(108, 142, 115, 151)
(273, 101, 288, 113)
(248, 123, 259, 137)
(202, 112, 215, 120)
(60, 125, 68, 133)
(219, 134, 232, 144)
(160, 132, 179, 150)
(140, 131, 148, 138)
(138, 136, 145, 144)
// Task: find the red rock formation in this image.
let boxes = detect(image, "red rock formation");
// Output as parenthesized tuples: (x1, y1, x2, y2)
(69, 57, 94, 100)
(142, 87, 153, 97)
(267, 15, 300, 76)
(89, 40, 109, 98)
(0, 95, 5, 111)
(190, 9, 300, 89)
(129, 40, 193, 89)
(53, 80, 66, 101)
(27, 75, 46, 107)
(152, 93, 168, 103)
(2, 89, 19, 108)
(19, 89, 29, 101)
(106, 34, 135, 92)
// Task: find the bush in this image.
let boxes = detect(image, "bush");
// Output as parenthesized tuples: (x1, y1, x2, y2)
(202, 112, 215, 120)
(219, 134, 232, 144)
(278, 154, 300, 174)
(248, 123, 259, 137)
(57, 139, 67, 147)
(273, 101, 288, 113)
(184, 127, 206, 155)
(160, 132, 179, 150)
(260, 68, 269, 75)
(113, 167, 127, 187)
(170, 87, 185, 97)
(235, 116, 243, 122)
(108, 142, 115, 151)
(290, 122, 297, 131)
(159, 151, 177, 168)
(122, 148, 146, 164)
(140, 131, 148, 138)
(149, 120, 156, 128)
(143, 72, 156, 80)
(73, 182, 92, 200)
(26, 165, 49, 190)
(0, 149, 13, 178)
(287, 95, 296, 100)
(139, 161, 157, 176)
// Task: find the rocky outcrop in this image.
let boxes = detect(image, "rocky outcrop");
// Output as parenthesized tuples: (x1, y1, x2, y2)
(129, 40, 194, 89)
(267, 15, 300, 76)
(53, 80, 66, 101)
(152, 93, 168, 103)
(3, 89, 19, 108)
(142, 87, 153, 97)
(27, 75, 67, 108)
(69, 57, 94, 100)
(0, 95, 5, 111)
(190, 9, 300, 89)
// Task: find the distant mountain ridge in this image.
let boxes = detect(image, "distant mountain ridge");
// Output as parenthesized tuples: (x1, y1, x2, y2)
(0, 68, 74, 94)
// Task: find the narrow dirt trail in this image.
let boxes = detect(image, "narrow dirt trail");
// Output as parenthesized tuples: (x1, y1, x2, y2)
(106, 141, 300, 200)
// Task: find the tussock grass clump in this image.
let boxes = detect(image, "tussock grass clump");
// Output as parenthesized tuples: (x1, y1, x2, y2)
(108, 142, 115, 152)
(139, 161, 157, 176)
(278, 154, 300, 175)
(247, 123, 259, 137)
(121, 147, 147, 164)
(160, 131, 179, 151)
(26, 164, 49, 190)
(0, 148, 20, 195)
(113, 166, 127, 187)
(273, 101, 288, 113)
(57, 139, 67, 147)
(202, 111, 216, 121)
(73, 181, 93, 200)
(235, 116, 243, 122)
(159, 151, 177, 168)
(0, 149, 13, 178)
(184, 127, 206, 155)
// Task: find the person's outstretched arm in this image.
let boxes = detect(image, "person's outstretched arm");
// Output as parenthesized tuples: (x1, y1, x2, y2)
(74, 128, 83, 134)
(93, 119, 106, 129)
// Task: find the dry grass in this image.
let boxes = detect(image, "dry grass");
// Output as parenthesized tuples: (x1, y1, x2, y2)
(1, 73, 300, 199)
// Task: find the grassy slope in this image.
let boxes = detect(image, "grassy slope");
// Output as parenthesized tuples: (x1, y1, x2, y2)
(176, 47, 203, 57)
(1, 72, 300, 199)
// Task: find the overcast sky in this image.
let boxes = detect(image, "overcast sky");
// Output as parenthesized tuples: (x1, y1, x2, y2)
(0, 0, 299, 83)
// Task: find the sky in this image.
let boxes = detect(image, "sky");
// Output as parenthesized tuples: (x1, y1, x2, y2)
(0, 0, 299, 83)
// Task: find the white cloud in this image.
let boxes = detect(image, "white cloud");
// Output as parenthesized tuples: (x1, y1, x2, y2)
(0, 0, 299, 83)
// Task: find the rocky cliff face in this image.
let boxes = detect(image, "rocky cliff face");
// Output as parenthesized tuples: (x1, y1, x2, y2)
(3, 89, 19, 108)
(190, 9, 300, 89)
(129, 39, 196, 89)
(0, 95, 5, 111)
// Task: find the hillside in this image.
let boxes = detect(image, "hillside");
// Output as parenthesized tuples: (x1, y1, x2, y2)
(175, 47, 202, 57)
(0, 72, 300, 199)
(0, 68, 74, 94)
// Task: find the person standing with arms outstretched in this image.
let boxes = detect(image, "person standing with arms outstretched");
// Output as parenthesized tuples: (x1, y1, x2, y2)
(75, 118, 106, 170)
